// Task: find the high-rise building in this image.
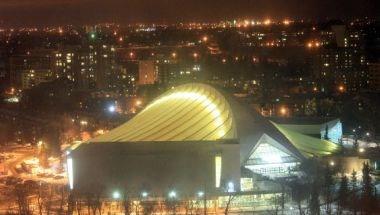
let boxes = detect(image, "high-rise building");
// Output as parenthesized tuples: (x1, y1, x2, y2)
(9, 49, 54, 89)
(313, 47, 369, 92)
(369, 62, 380, 92)
(138, 60, 157, 85)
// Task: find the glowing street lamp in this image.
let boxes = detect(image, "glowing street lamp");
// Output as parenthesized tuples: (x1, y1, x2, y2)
(359, 148, 365, 153)
(135, 100, 142, 106)
(263, 19, 271, 25)
(193, 52, 198, 58)
(283, 19, 290, 25)
(108, 105, 116, 113)
(202, 36, 208, 42)
(280, 107, 287, 116)
(197, 191, 204, 198)
(112, 191, 121, 199)
(171, 52, 177, 58)
(338, 85, 345, 92)
(141, 191, 148, 198)
(227, 181, 235, 193)
(168, 190, 177, 198)
(80, 120, 88, 126)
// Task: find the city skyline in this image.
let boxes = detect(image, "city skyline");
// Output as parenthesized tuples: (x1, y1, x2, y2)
(0, 0, 378, 26)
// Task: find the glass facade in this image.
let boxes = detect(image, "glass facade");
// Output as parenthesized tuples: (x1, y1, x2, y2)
(245, 139, 300, 178)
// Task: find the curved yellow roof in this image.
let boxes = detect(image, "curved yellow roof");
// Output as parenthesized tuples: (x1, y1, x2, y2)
(90, 83, 237, 143)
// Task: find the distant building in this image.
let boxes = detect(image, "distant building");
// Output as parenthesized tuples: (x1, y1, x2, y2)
(20, 69, 53, 89)
(68, 83, 341, 198)
(313, 47, 369, 92)
(138, 60, 157, 85)
(369, 62, 380, 92)
(9, 50, 54, 89)
(53, 44, 120, 90)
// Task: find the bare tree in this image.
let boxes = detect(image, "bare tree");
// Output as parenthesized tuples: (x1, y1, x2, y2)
(67, 190, 76, 215)
(122, 192, 133, 215)
(43, 184, 54, 215)
(141, 200, 155, 215)
(223, 193, 236, 215)
(14, 183, 32, 215)
(164, 198, 179, 215)
(289, 179, 308, 215)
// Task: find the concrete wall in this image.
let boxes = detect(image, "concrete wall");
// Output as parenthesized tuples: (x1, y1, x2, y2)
(70, 140, 240, 198)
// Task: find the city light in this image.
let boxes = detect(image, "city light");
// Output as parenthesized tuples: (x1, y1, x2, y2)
(67, 158, 74, 190)
(197, 191, 204, 197)
(171, 52, 177, 58)
(80, 120, 88, 126)
(37, 140, 44, 147)
(202, 36, 208, 42)
(280, 107, 287, 116)
(307, 41, 321, 48)
(193, 52, 198, 58)
(330, 161, 335, 166)
(168, 190, 177, 198)
(262, 153, 282, 163)
(283, 19, 291, 25)
(359, 148, 365, 153)
(141, 191, 148, 198)
(112, 191, 121, 199)
(108, 105, 116, 113)
(338, 85, 345, 92)
(215, 155, 222, 188)
(135, 99, 142, 106)
(227, 181, 235, 192)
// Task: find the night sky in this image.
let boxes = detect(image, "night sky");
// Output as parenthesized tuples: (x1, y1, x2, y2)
(0, 0, 377, 26)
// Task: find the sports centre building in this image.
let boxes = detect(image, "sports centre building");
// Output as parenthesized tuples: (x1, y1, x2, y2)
(67, 83, 341, 198)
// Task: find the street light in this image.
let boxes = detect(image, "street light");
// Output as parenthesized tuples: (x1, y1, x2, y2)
(141, 191, 148, 198)
(108, 105, 116, 113)
(359, 148, 365, 153)
(197, 191, 204, 198)
(330, 161, 335, 166)
(168, 190, 176, 198)
(112, 191, 121, 199)
(227, 181, 235, 193)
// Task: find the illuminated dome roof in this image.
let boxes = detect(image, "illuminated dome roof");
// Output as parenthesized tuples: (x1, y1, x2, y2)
(90, 83, 237, 142)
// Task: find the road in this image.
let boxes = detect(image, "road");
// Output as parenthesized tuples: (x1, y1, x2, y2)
(3, 147, 36, 176)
